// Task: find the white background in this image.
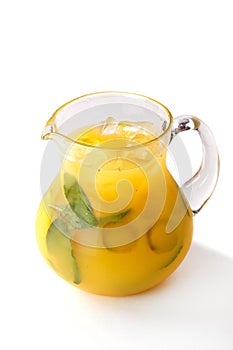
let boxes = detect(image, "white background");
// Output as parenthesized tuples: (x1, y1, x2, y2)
(1, 0, 232, 349)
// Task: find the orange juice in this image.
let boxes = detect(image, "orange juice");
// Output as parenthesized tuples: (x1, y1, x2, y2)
(36, 120, 193, 295)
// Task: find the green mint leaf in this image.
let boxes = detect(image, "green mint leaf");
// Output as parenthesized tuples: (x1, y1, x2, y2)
(63, 173, 130, 228)
(46, 218, 81, 284)
(163, 244, 183, 268)
(50, 204, 92, 230)
(64, 173, 98, 227)
(99, 209, 131, 227)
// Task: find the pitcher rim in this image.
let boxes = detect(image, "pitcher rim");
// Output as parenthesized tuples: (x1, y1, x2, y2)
(43, 91, 173, 150)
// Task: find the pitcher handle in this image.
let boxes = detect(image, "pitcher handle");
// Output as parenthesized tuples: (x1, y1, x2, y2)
(171, 116, 220, 215)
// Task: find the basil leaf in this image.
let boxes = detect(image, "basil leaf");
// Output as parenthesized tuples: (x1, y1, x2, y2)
(64, 173, 98, 227)
(46, 218, 81, 284)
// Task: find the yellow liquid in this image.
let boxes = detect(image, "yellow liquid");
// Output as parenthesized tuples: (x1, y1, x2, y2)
(36, 121, 193, 296)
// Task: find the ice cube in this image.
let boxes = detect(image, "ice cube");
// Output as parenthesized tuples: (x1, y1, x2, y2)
(101, 116, 118, 135)
(118, 121, 157, 142)
(117, 124, 140, 140)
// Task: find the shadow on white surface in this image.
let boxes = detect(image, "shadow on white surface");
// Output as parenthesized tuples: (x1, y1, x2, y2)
(66, 242, 233, 349)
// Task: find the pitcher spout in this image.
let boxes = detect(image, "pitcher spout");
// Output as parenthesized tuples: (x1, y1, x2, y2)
(41, 124, 73, 144)
(41, 121, 76, 160)
(41, 125, 56, 140)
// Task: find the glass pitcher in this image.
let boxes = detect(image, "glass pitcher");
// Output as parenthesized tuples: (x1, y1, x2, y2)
(36, 92, 219, 296)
